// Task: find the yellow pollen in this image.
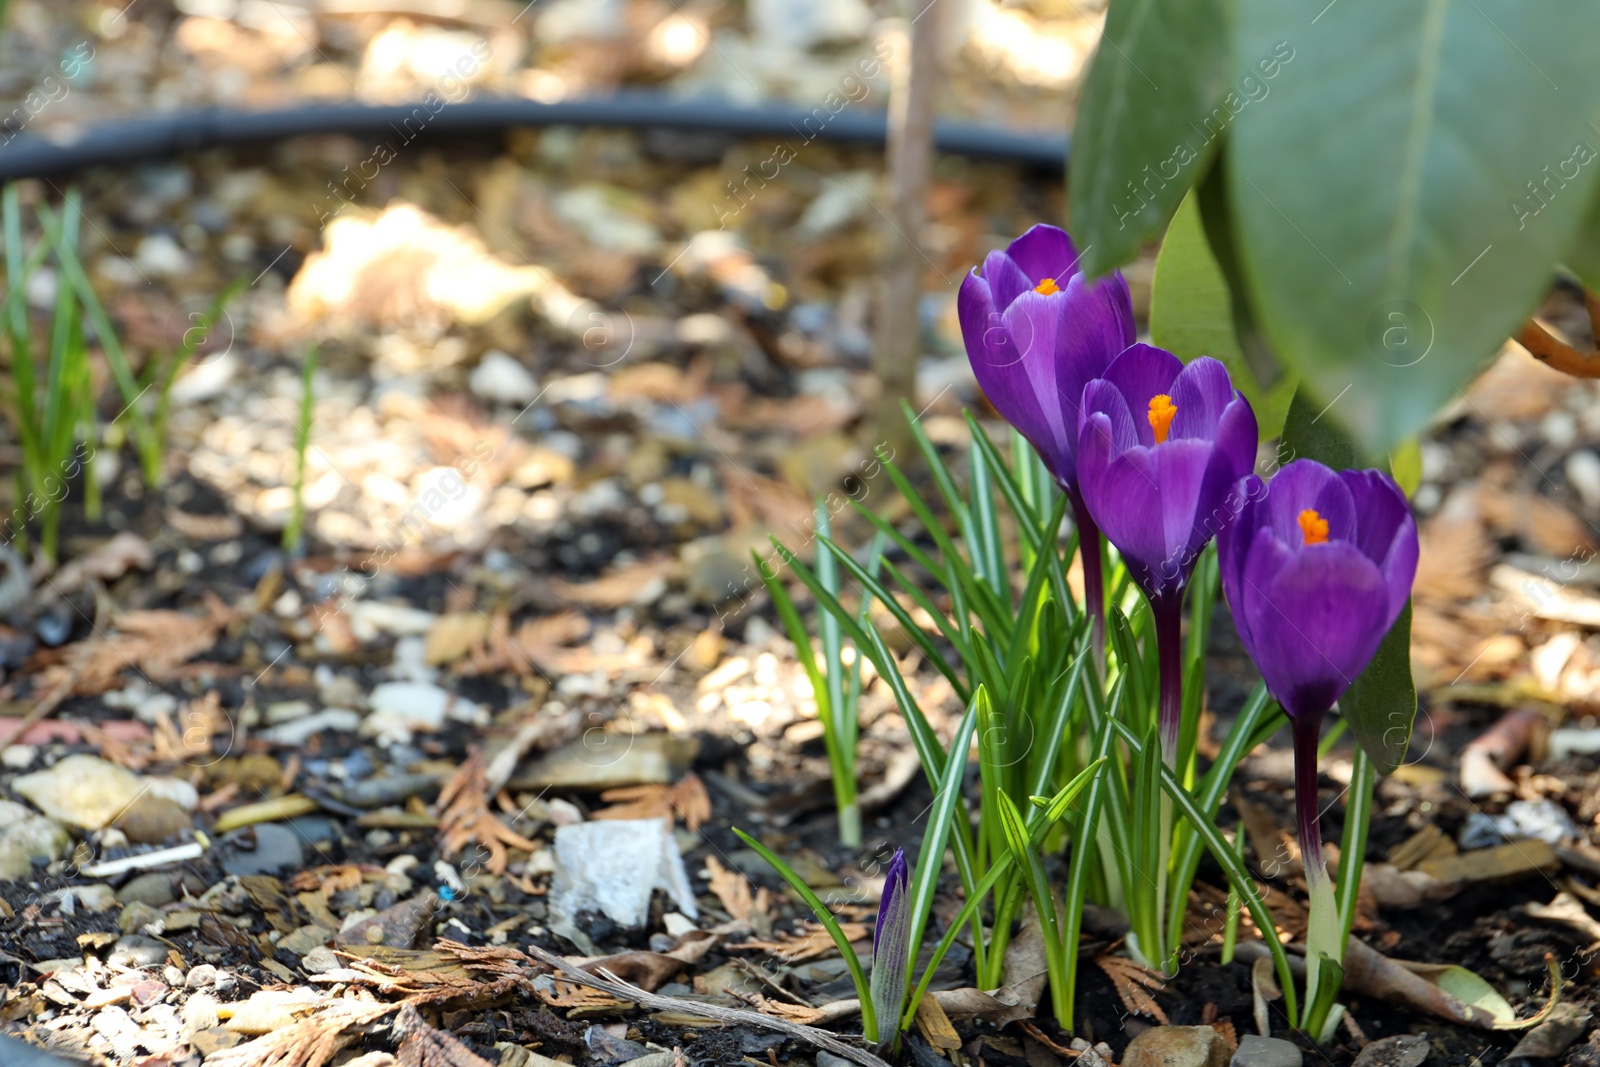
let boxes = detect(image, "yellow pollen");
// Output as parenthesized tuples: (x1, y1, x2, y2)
(1033, 277, 1060, 295)
(1298, 508, 1329, 546)
(1147, 394, 1177, 444)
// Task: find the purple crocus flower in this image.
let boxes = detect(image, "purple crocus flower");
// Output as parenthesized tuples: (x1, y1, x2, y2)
(957, 224, 1136, 654)
(1076, 344, 1259, 757)
(869, 848, 910, 1045)
(1218, 460, 1417, 876)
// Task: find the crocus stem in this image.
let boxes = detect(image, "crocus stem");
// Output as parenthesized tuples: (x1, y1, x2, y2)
(1152, 590, 1185, 765)
(1292, 713, 1327, 880)
(1068, 490, 1106, 669)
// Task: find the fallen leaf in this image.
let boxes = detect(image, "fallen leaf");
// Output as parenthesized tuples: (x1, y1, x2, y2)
(552, 557, 678, 610)
(593, 773, 712, 831)
(1096, 955, 1169, 1024)
(703, 855, 771, 929)
(435, 749, 539, 875)
(729, 922, 868, 964)
(47, 531, 154, 596)
(392, 1002, 495, 1067)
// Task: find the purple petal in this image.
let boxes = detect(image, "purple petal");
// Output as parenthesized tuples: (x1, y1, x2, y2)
(1342, 469, 1419, 616)
(1218, 475, 1267, 623)
(1263, 460, 1352, 547)
(1240, 542, 1392, 718)
(962, 273, 1065, 476)
(1101, 344, 1184, 447)
(873, 848, 909, 952)
(870, 848, 911, 1044)
(1169, 357, 1236, 439)
(1004, 223, 1082, 287)
(1078, 416, 1170, 586)
(1079, 378, 1140, 453)
(998, 290, 1075, 467)
(1052, 273, 1136, 427)
(1210, 395, 1261, 488)
(1150, 439, 1215, 585)
(982, 249, 1033, 311)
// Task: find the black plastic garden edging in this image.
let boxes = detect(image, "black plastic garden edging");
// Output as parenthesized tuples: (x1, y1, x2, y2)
(0, 92, 1068, 182)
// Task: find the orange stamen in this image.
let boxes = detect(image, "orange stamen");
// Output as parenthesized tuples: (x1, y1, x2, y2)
(1147, 394, 1177, 444)
(1298, 508, 1329, 545)
(1033, 277, 1060, 295)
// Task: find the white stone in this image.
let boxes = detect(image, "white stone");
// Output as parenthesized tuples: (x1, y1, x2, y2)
(469, 351, 539, 405)
(347, 600, 437, 638)
(361, 681, 454, 744)
(0, 799, 70, 879)
(662, 912, 697, 937)
(259, 709, 362, 747)
(1567, 450, 1600, 511)
(11, 755, 195, 831)
(135, 233, 191, 276)
(549, 818, 698, 929)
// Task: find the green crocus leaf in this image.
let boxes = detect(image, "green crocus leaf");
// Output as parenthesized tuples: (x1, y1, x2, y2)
(1151, 191, 1295, 438)
(1068, 0, 1233, 276)
(1280, 384, 1416, 775)
(1230, 0, 1600, 456)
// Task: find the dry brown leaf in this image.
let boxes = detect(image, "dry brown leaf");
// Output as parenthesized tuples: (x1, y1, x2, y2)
(728, 921, 868, 964)
(703, 855, 771, 927)
(552, 557, 679, 610)
(747, 996, 830, 1025)
(393, 1002, 495, 1067)
(166, 509, 244, 541)
(289, 865, 385, 896)
(435, 749, 538, 875)
(206, 998, 395, 1067)
(1096, 955, 1169, 1024)
(424, 613, 491, 667)
(535, 982, 629, 1009)
(152, 690, 227, 765)
(593, 773, 711, 831)
(48, 531, 153, 596)
(1414, 513, 1494, 604)
(39, 596, 234, 696)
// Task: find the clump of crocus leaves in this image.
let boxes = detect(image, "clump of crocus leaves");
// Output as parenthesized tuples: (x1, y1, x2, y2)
(741, 223, 1420, 1048)
(961, 225, 1417, 1034)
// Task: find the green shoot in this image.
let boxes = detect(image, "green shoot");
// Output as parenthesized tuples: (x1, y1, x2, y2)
(282, 344, 317, 556)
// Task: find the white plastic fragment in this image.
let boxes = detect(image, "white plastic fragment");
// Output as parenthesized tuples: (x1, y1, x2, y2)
(549, 818, 698, 929)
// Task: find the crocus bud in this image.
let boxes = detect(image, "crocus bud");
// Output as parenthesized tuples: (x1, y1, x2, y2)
(869, 848, 910, 1045)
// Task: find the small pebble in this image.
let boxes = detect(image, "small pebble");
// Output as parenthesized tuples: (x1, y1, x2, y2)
(108, 935, 170, 969)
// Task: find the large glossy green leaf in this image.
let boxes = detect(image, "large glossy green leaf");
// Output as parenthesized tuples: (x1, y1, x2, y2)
(1566, 190, 1600, 290)
(1231, 0, 1600, 455)
(1070, 0, 1233, 275)
(1277, 387, 1416, 774)
(1151, 192, 1295, 437)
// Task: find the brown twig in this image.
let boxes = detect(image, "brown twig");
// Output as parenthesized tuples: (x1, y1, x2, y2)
(1516, 291, 1600, 377)
(522, 944, 892, 1067)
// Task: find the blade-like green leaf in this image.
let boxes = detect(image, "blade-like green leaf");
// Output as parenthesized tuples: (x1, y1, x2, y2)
(1151, 192, 1294, 437)
(1070, 0, 1234, 275)
(732, 828, 876, 1039)
(1279, 382, 1363, 469)
(1230, 0, 1600, 455)
(903, 691, 981, 1015)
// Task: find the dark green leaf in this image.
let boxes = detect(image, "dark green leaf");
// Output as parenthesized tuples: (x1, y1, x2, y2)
(1278, 382, 1363, 470)
(1339, 601, 1416, 776)
(1230, 0, 1600, 455)
(1151, 192, 1294, 437)
(1565, 189, 1600, 290)
(1070, 0, 1232, 274)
